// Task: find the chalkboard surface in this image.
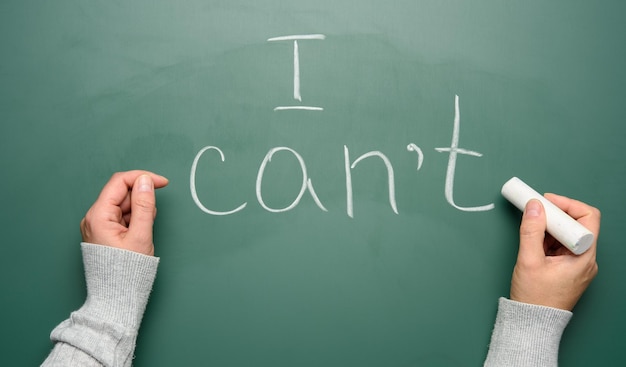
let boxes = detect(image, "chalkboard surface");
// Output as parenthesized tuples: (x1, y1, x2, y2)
(1, 1, 625, 366)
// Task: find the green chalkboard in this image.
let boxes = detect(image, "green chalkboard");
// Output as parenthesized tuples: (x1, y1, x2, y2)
(1, 1, 625, 366)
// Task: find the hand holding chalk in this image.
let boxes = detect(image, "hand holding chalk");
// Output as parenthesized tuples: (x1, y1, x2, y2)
(501, 178, 601, 311)
(502, 177, 594, 254)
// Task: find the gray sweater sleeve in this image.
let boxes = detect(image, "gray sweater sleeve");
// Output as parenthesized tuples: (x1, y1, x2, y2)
(41, 243, 159, 367)
(484, 297, 573, 367)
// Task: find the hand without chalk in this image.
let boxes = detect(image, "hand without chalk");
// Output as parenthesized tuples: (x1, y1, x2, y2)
(80, 171, 169, 256)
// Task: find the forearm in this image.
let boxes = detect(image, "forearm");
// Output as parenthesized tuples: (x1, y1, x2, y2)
(42, 243, 159, 367)
(484, 297, 572, 367)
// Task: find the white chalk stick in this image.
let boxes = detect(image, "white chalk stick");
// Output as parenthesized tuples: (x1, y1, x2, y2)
(501, 177, 594, 255)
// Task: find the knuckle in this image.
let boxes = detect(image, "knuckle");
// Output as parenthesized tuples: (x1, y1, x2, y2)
(591, 207, 601, 220)
(516, 255, 541, 270)
(82, 208, 95, 224)
(134, 197, 155, 212)
(519, 224, 540, 238)
(110, 171, 124, 181)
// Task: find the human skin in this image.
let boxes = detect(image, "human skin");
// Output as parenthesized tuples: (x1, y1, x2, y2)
(80, 170, 169, 256)
(510, 193, 601, 311)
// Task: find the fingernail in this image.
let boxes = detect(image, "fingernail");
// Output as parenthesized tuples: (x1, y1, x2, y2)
(137, 175, 153, 192)
(525, 200, 542, 217)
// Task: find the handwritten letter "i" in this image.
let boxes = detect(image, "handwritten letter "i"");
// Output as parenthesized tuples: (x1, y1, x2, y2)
(267, 34, 325, 111)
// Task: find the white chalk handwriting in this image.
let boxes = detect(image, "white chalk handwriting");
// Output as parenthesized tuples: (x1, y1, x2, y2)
(190, 94, 494, 216)
(190, 35, 493, 216)
(268, 34, 325, 111)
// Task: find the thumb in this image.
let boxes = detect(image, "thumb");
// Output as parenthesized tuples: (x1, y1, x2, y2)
(518, 199, 547, 261)
(127, 174, 156, 248)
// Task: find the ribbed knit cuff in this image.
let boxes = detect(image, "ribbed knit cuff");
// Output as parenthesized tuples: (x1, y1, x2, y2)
(45, 244, 160, 366)
(484, 297, 572, 367)
(78, 243, 160, 329)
